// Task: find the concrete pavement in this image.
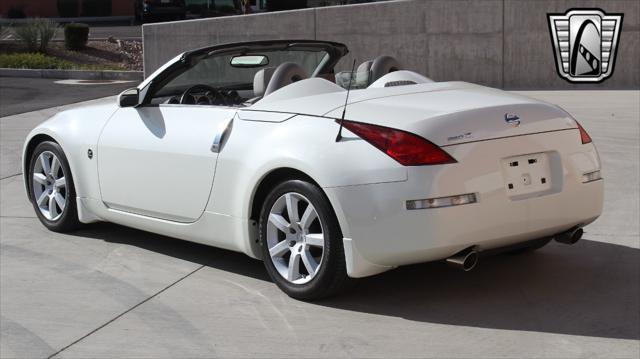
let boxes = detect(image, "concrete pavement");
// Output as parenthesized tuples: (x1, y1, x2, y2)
(0, 91, 638, 358)
(0, 77, 138, 117)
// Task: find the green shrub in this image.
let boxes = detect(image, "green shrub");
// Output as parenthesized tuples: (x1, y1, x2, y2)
(64, 23, 89, 50)
(36, 19, 58, 53)
(14, 22, 39, 52)
(0, 52, 124, 70)
(13, 19, 58, 53)
(0, 53, 73, 69)
(81, 0, 112, 17)
(57, 0, 79, 17)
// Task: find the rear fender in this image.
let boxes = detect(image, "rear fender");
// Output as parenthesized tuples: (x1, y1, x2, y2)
(207, 114, 408, 256)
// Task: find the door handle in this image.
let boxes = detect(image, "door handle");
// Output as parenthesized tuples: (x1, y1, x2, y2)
(211, 118, 233, 153)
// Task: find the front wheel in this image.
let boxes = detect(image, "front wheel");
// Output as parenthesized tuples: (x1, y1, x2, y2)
(28, 141, 80, 232)
(259, 180, 350, 300)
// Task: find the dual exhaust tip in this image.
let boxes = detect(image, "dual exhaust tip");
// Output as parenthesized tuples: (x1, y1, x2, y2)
(445, 226, 583, 272)
(554, 226, 583, 245)
(446, 248, 479, 272)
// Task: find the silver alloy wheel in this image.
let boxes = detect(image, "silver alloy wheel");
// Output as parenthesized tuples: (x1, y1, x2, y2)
(32, 151, 67, 221)
(266, 192, 325, 285)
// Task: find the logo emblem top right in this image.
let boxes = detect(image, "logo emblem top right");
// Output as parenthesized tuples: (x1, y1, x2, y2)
(548, 8, 623, 83)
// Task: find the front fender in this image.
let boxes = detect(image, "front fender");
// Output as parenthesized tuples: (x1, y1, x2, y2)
(22, 101, 119, 202)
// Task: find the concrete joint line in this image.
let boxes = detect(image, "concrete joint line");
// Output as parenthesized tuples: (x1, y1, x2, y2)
(0, 173, 22, 181)
(47, 265, 206, 358)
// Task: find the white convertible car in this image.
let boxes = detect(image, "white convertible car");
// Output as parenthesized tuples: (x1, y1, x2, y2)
(23, 40, 604, 299)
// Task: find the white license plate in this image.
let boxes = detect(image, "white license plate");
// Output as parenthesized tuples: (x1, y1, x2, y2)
(501, 152, 553, 199)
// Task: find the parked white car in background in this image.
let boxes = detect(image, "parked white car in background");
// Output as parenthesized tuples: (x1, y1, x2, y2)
(23, 40, 603, 299)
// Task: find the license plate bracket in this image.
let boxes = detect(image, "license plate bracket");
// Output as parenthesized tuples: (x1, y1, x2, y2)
(501, 152, 553, 198)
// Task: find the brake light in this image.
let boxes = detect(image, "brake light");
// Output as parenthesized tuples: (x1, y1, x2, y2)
(576, 120, 592, 144)
(337, 120, 456, 166)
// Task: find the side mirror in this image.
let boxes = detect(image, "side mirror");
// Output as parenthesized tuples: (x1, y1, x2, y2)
(118, 88, 140, 108)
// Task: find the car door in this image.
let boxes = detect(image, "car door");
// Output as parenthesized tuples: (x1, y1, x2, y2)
(97, 104, 235, 222)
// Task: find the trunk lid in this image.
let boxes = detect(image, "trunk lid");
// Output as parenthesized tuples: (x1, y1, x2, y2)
(324, 83, 578, 146)
(252, 81, 578, 146)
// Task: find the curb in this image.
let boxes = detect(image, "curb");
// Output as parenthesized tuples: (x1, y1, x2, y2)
(0, 68, 143, 81)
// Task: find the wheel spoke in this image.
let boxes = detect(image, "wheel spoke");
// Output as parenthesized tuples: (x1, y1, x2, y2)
(299, 205, 317, 230)
(36, 191, 48, 206)
(39, 153, 51, 174)
(269, 240, 290, 258)
(287, 252, 301, 281)
(301, 248, 319, 275)
(285, 193, 300, 223)
(50, 156, 60, 177)
(305, 233, 324, 247)
(54, 192, 65, 210)
(268, 213, 290, 233)
(48, 194, 58, 218)
(33, 173, 47, 185)
(54, 177, 66, 188)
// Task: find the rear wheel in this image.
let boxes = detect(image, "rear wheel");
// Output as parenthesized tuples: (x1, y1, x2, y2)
(28, 141, 80, 232)
(259, 180, 349, 300)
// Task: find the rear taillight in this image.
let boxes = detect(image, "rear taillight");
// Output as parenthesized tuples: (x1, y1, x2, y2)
(337, 120, 456, 166)
(576, 120, 592, 144)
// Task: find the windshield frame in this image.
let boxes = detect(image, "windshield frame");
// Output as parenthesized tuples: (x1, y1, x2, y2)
(139, 39, 348, 106)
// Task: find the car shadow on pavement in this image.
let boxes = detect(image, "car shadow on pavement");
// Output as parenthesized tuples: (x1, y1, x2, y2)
(323, 238, 640, 341)
(73, 223, 639, 341)
(72, 222, 270, 282)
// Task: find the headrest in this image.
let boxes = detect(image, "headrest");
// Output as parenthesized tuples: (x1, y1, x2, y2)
(253, 67, 276, 98)
(355, 60, 373, 85)
(370, 55, 403, 84)
(263, 62, 308, 97)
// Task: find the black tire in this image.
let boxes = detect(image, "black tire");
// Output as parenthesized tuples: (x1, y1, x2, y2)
(508, 238, 552, 255)
(259, 179, 350, 300)
(28, 141, 80, 233)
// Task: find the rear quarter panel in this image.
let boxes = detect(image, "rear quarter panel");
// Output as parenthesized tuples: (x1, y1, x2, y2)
(207, 113, 408, 236)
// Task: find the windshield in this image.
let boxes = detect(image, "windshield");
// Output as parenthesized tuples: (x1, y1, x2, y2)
(141, 40, 348, 107)
(153, 49, 328, 100)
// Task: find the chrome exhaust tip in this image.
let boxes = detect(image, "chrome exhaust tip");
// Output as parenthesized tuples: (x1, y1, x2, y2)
(446, 248, 479, 272)
(555, 227, 583, 245)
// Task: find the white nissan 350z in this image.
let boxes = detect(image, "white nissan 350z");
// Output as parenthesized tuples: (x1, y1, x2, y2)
(23, 40, 603, 299)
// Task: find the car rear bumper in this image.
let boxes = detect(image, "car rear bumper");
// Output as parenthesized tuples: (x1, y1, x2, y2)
(324, 130, 604, 278)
